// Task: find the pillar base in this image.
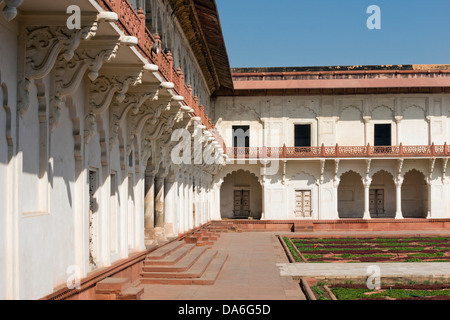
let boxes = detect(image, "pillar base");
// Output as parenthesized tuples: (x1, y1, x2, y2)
(363, 211, 372, 220)
(164, 223, 175, 238)
(154, 227, 167, 243)
(395, 212, 404, 220)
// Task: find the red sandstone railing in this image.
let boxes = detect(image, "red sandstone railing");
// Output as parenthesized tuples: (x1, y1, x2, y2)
(96, 0, 226, 151)
(227, 143, 449, 159)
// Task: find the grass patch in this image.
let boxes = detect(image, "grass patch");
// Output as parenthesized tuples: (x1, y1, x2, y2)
(330, 287, 450, 300)
(311, 285, 329, 300)
(405, 258, 423, 262)
(283, 237, 302, 262)
(407, 252, 445, 258)
(338, 253, 395, 259)
(303, 254, 324, 259)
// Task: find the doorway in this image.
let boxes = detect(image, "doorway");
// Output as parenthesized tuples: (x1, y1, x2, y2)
(294, 190, 312, 218)
(369, 189, 384, 216)
(233, 189, 250, 218)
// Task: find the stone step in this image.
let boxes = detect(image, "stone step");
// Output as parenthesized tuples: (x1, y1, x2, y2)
(117, 286, 144, 300)
(96, 277, 131, 292)
(95, 277, 132, 300)
(185, 236, 199, 244)
(145, 241, 185, 261)
(192, 253, 228, 285)
(144, 244, 195, 266)
(142, 246, 207, 273)
(294, 223, 314, 232)
(140, 250, 218, 279)
(140, 253, 228, 285)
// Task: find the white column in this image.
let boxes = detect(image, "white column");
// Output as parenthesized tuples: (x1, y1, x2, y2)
(213, 183, 222, 221)
(261, 181, 267, 220)
(144, 172, 155, 245)
(395, 177, 404, 219)
(189, 175, 194, 229)
(135, 172, 145, 251)
(395, 116, 403, 145)
(185, 175, 191, 231)
(363, 177, 372, 220)
(183, 173, 190, 232)
(177, 172, 185, 235)
(333, 179, 340, 220)
(363, 116, 371, 146)
(164, 175, 176, 237)
(427, 180, 432, 218)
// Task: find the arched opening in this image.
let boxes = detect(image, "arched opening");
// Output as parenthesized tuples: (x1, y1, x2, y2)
(402, 169, 428, 218)
(220, 170, 262, 220)
(338, 171, 364, 218)
(370, 170, 396, 218)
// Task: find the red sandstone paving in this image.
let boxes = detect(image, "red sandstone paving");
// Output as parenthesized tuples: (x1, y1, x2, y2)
(139, 232, 306, 300)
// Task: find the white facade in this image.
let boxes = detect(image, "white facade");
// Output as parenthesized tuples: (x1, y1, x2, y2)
(1, 0, 450, 301)
(0, 0, 225, 299)
(213, 94, 450, 221)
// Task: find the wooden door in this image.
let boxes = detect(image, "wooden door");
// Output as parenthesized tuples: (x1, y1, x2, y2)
(233, 190, 250, 218)
(376, 189, 384, 215)
(294, 190, 312, 218)
(370, 189, 384, 216)
(369, 189, 376, 215)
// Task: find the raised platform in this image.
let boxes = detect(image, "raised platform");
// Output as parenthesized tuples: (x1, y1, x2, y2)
(216, 219, 450, 233)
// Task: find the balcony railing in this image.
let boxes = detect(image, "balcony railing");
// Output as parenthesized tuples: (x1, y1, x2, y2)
(227, 144, 450, 159)
(96, 0, 226, 151)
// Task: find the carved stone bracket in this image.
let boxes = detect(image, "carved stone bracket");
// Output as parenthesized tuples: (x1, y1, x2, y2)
(428, 158, 436, 183)
(89, 75, 141, 115)
(18, 16, 112, 117)
(50, 47, 118, 130)
(333, 159, 340, 184)
(443, 158, 449, 184)
(319, 159, 325, 184)
(109, 90, 157, 151)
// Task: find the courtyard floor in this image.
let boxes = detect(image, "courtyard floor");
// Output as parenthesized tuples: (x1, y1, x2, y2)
(138, 228, 450, 301)
(139, 231, 306, 300)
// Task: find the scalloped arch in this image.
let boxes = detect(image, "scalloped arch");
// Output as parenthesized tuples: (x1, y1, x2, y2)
(219, 168, 262, 187)
(402, 104, 426, 116)
(371, 169, 395, 181)
(297, 105, 318, 118)
(340, 104, 363, 117)
(403, 168, 427, 180)
(370, 105, 395, 118)
(291, 170, 317, 183)
(338, 169, 364, 181)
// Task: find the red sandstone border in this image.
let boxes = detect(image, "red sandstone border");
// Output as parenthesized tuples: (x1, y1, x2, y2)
(40, 223, 211, 300)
